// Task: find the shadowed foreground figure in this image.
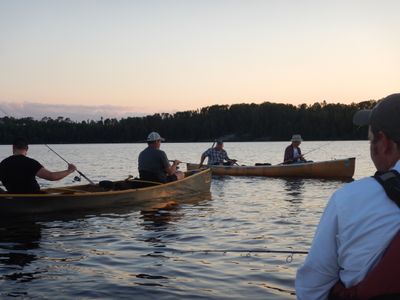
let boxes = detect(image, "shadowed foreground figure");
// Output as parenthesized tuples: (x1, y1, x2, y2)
(295, 93, 400, 300)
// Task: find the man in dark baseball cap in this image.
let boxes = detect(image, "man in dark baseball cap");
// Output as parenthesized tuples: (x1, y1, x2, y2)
(296, 93, 400, 299)
(353, 93, 400, 144)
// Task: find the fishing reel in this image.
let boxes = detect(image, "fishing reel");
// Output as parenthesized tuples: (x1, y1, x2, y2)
(73, 175, 81, 182)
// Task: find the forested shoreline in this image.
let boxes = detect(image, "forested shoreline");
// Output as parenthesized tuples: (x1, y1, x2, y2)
(0, 100, 376, 144)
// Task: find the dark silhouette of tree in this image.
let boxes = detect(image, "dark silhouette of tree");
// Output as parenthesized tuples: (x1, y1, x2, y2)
(0, 100, 377, 144)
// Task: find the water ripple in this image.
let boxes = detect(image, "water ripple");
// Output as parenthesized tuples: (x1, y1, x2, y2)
(0, 142, 374, 299)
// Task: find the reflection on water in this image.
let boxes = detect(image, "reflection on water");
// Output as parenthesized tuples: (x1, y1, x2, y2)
(139, 193, 212, 249)
(139, 201, 184, 246)
(141, 202, 181, 230)
(0, 219, 42, 289)
(281, 179, 306, 220)
(283, 178, 305, 200)
(0, 142, 374, 299)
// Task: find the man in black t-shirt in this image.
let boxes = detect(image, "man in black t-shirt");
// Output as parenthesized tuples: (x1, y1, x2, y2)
(0, 138, 77, 194)
(138, 132, 184, 183)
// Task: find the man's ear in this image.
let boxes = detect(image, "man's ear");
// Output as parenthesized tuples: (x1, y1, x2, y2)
(380, 131, 396, 154)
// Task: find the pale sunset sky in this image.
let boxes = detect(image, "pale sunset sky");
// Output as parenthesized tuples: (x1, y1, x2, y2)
(0, 0, 399, 120)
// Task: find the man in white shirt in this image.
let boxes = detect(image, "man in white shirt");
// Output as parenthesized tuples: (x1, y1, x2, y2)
(295, 93, 400, 300)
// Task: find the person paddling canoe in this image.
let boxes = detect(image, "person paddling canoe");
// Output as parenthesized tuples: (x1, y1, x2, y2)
(199, 140, 237, 167)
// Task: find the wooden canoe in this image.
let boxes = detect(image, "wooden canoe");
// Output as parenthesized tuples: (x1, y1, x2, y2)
(187, 157, 355, 179)
(0, 169, 211, 215)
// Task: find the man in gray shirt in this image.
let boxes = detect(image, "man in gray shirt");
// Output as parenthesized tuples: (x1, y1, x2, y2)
(138, 132, 184, 183)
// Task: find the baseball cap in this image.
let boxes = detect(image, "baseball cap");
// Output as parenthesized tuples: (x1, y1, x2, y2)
(146, 132, 165, 142)
(353, 93, 400, 141)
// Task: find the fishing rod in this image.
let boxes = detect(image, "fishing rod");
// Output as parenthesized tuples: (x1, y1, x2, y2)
(0, 107, 95, 185)
(155, 248, 308, 262)
(301, 141, 333, 157)
(280, 141, 333, 164)
(169, 140, 237, 166)
(167, 139, 217, 166)
(162, 249, 308, 254)
(211, 139, 216, 149)
(44, 145, 95, 185)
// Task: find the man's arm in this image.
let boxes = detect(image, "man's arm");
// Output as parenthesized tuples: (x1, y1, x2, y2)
(295, 195, 340, 300)
(199, 153, 207, 167)
(166, 160, 181, 176)
(160, 151, 180, 176)
(223, 151, 237, 165)
(298, 148, 307, 162)
(284, 146, 293, 163)
(36, 164, 76, 181)
(199, 149, 210, 167)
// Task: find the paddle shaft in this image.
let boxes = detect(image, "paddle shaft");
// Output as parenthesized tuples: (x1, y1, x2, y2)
(44, 144, 95, 185)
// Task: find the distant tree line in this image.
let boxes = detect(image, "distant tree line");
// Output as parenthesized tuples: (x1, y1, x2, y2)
(0, 100, 377, 144)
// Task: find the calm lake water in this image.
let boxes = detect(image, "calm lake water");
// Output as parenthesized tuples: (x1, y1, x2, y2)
(0, 141, 374, 299)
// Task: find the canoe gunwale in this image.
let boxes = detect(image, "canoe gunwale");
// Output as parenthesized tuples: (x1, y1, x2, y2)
(0, 168, 212, 199)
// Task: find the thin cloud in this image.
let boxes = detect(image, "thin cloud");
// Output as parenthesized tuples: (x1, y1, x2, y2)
(0, 101, 154, 121)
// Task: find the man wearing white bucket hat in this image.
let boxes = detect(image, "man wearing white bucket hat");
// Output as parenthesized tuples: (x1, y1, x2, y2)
(138, 132, 184, 183)
(283, 134, 307, 164)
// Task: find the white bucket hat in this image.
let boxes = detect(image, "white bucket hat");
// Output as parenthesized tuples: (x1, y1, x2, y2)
(291, 134, 303, 142)
(146, 132, 165, 142)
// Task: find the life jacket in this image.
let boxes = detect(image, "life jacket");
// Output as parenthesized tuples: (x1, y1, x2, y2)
(329, 170, 400, 300)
